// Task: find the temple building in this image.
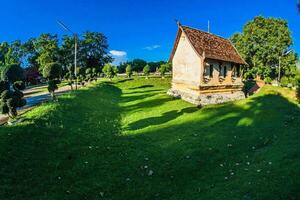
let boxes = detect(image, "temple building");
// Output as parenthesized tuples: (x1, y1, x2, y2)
(168, 23, 247, 105)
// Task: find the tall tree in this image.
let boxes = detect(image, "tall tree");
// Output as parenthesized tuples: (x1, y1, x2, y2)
(22, 38, 40, 69)
(0, 41, 24, 66)
(80, 32, 112, 71)
(33, 34, 60, 71)
(231, 16, 298, 79)
(60, 35, 78, 74)
(131, 59, 147, 72)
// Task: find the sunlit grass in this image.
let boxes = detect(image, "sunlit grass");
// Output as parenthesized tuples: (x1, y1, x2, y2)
(0, 77, 299, 200)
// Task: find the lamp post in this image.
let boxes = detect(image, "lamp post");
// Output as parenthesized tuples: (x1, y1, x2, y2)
(57, 20, 78, 90)
(278, 50, 292, 85)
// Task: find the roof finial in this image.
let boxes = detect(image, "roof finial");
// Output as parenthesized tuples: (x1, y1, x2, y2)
(175, 19, 181, 27)
(208, 20, 210, 33)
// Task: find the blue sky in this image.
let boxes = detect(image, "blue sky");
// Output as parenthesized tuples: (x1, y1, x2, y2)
(0, 0, 299, 64)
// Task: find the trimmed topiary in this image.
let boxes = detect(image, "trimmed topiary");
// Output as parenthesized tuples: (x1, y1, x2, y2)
(264, 77, 272, 84)
(43, 63, 62, 100)
(280, 76, 289, 87)
(143, 65, 150, 79)
(0, 80, 26, 119)
(1, 64, 24, 83)
(126, 64, 132, 78)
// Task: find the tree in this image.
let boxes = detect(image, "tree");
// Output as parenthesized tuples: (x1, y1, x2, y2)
(80, 32, 113, 71)
(1, 64, 24, 83)
(159, 64, 168, 79)
(126, 64, 133, 78)
(0, 81, 26, 120)
(85, 68, 97, 82)
(132, 59, 147, 72)
(33, 34, 60, 72)
(64, 71, 74, 90)
(231, 16, 298, 79)
(0, 41, 24, 67)
(102, 64, 117, 80)
(143, 65, 150, 79)
(43, 63, 62, 100)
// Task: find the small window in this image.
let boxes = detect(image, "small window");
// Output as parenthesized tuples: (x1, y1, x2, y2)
(218, 65, 222, 76)
(224, 66, 227, 77)
(236, 65, 241, 77)
(209, 65, 214, 78)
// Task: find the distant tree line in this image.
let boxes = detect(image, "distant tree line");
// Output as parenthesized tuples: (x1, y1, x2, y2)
(117, 59, 167, 73)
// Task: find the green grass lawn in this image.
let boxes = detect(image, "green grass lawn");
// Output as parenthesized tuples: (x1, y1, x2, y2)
(0, 77, 299, 200)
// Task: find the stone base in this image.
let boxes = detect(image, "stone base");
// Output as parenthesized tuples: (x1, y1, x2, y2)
(167, 89, 245, 106)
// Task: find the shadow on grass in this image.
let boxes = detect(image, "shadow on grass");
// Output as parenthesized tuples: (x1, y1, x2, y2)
(129, 85, 154, 90)
(127, 107, 198, 130)
(0, 81, 300, 200)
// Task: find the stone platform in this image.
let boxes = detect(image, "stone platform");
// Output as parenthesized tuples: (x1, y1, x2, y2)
(168, 89, 245, 106)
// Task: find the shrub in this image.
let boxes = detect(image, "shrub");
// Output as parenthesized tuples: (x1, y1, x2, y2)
(297, 85, 300, 103)
(102, 64, 117, 80)
(0, 80, 26, 119)
(43, 63, 62, 100)
(13, 81, 26, 90)
(159, 64, 168, 78)
(92, 68, 98, 81)
(1, 64, 24, 83)
(64, 71, 74, 90)
(143, 65, 150, 79)
(264, 77, 272, 84)
(85, 68, 92, 82)
(0, 80, 9, 94)
(280, 76, 289, 87)
(126, 65, 132, 78)
(42, 63, 62, 80)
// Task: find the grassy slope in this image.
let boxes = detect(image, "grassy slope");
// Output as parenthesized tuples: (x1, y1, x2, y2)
(0, 77, 299, 200)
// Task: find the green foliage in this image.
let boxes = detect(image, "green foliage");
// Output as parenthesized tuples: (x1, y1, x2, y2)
(159, 63, 170, 78)
(242, 80, 257, 96)
(85, 67, 97, 82)
(102, 64, 117, 80)
(231, 16, 298, 79)
(1, 64, 24, 83)
(125, 64, 132, 78)
(280, 76, 289, 87)
(143, 65, 150, 78)
(118, 60, 166, 73)
(33, 34, 60, 71)
(0, 41, 24, 67)
(297, 85, 300, 102)
(131, 59, 147, 72)
(42, 62, 62, 79)
(13, 81, 26, 90)
(81, 32, 113, 70)
(0, 80, 9, 94)
(47, 79, 61, 93)
(264, 77, 272, 84)
(43, 63, 62, 100)
(0, 80, 26, 118)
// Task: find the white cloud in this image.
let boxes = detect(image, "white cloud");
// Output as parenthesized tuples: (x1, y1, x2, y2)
(109, 50, 127, 57)
(143, 45, 161, 51)
(110, 50, 127, 66)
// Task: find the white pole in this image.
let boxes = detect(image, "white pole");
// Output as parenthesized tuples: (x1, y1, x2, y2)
(278, 56, 281, 85)
(74, 34, 78, 90)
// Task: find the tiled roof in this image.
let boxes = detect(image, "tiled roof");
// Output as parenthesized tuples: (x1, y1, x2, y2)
(170, 25, 247, 65)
